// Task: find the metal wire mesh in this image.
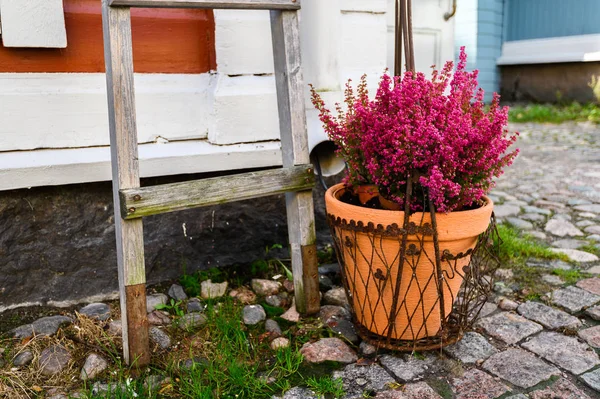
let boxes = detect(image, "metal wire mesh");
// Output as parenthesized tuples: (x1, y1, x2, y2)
(327, 186, 501, 352)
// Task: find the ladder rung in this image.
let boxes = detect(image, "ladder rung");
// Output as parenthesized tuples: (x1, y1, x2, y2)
(119, 164, 314, 219)
(109, 0, 301, 10)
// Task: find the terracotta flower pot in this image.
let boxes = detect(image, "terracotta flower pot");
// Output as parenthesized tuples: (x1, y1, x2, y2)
(325, 183, 493, 340)
(353, 185, 379, 205)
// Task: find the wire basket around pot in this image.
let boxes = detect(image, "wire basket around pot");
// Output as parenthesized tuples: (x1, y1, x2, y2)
(325, 182, 501, 351)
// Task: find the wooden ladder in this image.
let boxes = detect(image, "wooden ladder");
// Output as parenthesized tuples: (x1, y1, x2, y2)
(101, 0, 319, 366)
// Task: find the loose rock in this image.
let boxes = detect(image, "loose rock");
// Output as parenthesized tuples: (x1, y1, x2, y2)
(39, 345, 71, 376)
(168, 284, 188, 301)
(586, 305, 600, 320)
(147, 310, 171, 326)
(186, 298, 204, 313)
(265, 295, 283, 308)
(498, 298, 519, 311)
(280, 299, 300, 322)
(200, 280, 228, 299)
(323, 287, 349, 307)
(265, 319, 282, 335)
(494, 269, 514, 280)
(522, 331, 600, 374)
(12, 315, 73, 339)
(13, 351, 34, 367)
(229, 287, 257, 304)
(242, 305, 266, 325)
(270, 337, 290, 350)
(107, 320, 122, 335)
(80, 353, 108, 381)
(359, 341, 377, 356)
(146, 293, 168, 312)
(319, 305, 351, 323)
(79, 303, 111, 321)
(149, 327, 172, 349)
(251, 279, 280, 296)
(300, 338, 357, 364)
(177, 313, 207, 330)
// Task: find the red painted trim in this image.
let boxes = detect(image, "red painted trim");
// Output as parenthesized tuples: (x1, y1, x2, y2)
(0, 0, 216, 73)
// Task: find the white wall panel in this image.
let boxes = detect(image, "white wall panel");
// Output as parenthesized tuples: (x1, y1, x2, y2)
(0, 0, 67, 48)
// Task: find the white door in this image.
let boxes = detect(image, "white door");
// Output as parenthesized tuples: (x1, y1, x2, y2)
(386, 0, 455, 75)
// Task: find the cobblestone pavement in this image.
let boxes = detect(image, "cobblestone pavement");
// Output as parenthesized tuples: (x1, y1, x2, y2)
(310, 122, 600, 399)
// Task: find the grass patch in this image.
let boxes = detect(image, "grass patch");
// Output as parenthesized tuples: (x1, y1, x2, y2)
(306, 376, 344, 398)
(508, 102, 600, 124)
(580, 243, 600, 257)
(496, 224, 566, 264)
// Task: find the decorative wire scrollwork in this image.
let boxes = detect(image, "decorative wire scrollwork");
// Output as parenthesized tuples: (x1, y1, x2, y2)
(326, 190, 501, 352)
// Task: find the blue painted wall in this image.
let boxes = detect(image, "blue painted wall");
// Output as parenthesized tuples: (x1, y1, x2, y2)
(506, 0, 600, 41)
(455, 0, 504, 101)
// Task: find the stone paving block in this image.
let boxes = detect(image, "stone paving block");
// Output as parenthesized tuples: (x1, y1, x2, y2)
(585, 225, 600, 235)
(374, 382, 442, 399)
(443, 332, 498, 364)
(450, 369, 509, 399)
(521, 331, 600, 375)
(578, 325, 600, 348)
(581, 368, 600, 393)
(551, 286, 600, 313)
(517, 301, 581, 330)
(527, 259, 572, 270)
(521, 213, 546, 222)
(332, 363, 395, 398)
(575, 204, 600, 213)
(482, 349, 560, 389)
(529, 378, 591, 399)
(505, 395, 529, 399)
(585, 305, 600, 320)
(552, 239, 586, 249)
(541, 274, 564, 285)
(550, 248, 599, 263)
(507, 218, 534, 230)
(494, 204, 521, 218)
(476, 312, 543, 344)
(379, 354, 432, 382)
(577, 278, 600, 295)
(545, 219, 584, 237)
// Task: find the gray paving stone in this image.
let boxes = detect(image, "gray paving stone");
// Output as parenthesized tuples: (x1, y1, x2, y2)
(522, 205, 552, 215)
(379, 354, 432, 382)
(577, 220, 596, 228)
(528, 231, 547, 240)
(529, 377, 591, 399)
(588, 234, 600, 242)
(506, 218, 534, 230)
(521, 213, 546, 222)
(451, 369, 509, 399)
(585, 225, 600, 235)
(581, 368, 600, 392)
(577, 277, 600, 295)
(527, 259, 572, 270)
(476, 312, 543, 344)
(374, 382, 442, 399)
(521, 331, 600, 374)
(552, 239, 586, 249)
(579, 212, 598, 219)
(494, 204, 521, 218)
(482, 348, 560, 388)
(579, 325, 600, 348)
(332, 363, 395, 398)
(79, 303, 111, 321)
(586, 305, 600, 320)
(443, 332, 498, 364)
(541, 274, 564, 285)
(545, 219, 584, 237)
(550, 248, 599, 262)
(575, 204, 600, 213)
(505, 395, 528, 399)
(551, 286, 600, 313)
(517, 301, 582, 330)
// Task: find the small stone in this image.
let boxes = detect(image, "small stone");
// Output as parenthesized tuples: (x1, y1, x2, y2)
(319, 275, 334, 291)
(498, 298, 519, 311)
(476, 312, 543, 344)
(176, 313, 207, 330)
(494, 204, 521, 218)
(270, 337, 290, 350)
(251, 279, 280, 296)
(323, 287, 349, 307)
(147, 310, 171, 325)
(149, 327, 172, 349)
(552, 239, 586, 249)
(229, 287, 257, 304)
(585, 225, 600, 235)
(200, 279, 228, 299)
(79, 303, 111, 321)
(80, 353, 108, 381)
(328, 319, 359, 344)
(186, 298, 204, 313)
(359, 341, 377, 356)
(528, 231, 548, 240)
(579, 325, 600, 348)
(168, 284, 188, 301)
(443, 332, 498, 364)
(144, 375, 169, 391)
(495, 268, 514, 280)
(12, 315, 74, 339)
(318, 263, 341, 276)
(530, 378, 591, 399)
(451, 369, 509, 399)
(379, 354, 430, 382)
(13, 351, 34, 367)
(280, 300, 300, 322)
(319, 305, 351, 323)
(300, 338, 357, 364)
(545, 219, 584, 237)
(581, 368, 600, 392)
(107, 320, 122, 335)
(280, 387, 318, 399)
(522, 331, 600, 374)
(146, 293, 168, 312)
(265, 319, 282, 335)
(180, 357, 209, 370)
(517, 301, 581, 330)
(265, 295, 283, 307)
(541, 274, 564, 285)
(282, 279, 295, 292)
(506, 218, 534, 230)
(478, 302, 499, 318)
(482, 349, 559, 388)
(39, 345, 71, 376)
(551, 286, 600, 313)
(550, 248, 599, 262)
(242, 305, 266, 325)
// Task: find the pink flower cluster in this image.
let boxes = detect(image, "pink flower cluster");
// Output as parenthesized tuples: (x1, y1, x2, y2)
(311, 48, 519, 213)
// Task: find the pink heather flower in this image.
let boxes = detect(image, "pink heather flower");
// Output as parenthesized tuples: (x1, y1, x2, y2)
(310, 47, 519, 213)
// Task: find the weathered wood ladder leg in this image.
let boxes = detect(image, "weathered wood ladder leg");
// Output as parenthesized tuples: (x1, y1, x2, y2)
(101, 0, 150, 366)
(271, 9, 319, 315)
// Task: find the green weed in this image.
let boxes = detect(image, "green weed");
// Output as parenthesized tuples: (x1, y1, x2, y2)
(508, 102, 600, 124)
(306, 376, 345, 398)
(155, 298, 185, 317)
(496, 224, 566, 264)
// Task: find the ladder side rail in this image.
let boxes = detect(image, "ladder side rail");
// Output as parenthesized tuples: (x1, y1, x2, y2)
(109, 0, 301, 10)
(101, 0, 150, 366)
(270, 9, 319, 315)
